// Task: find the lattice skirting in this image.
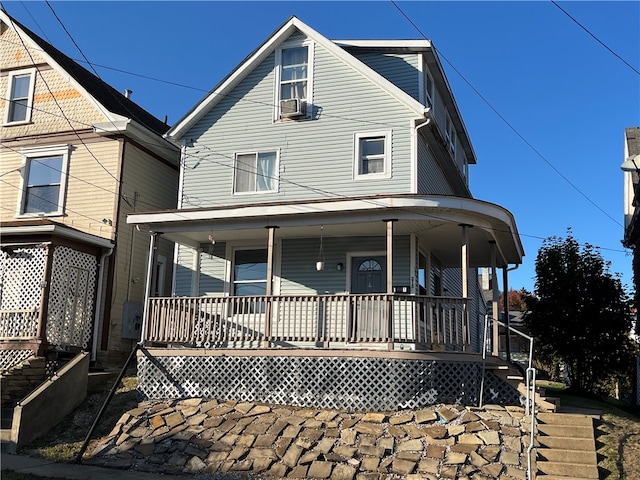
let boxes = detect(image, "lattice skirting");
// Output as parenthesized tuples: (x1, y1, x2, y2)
(137, 353, 522, 412)
(0, 349, 34, 373)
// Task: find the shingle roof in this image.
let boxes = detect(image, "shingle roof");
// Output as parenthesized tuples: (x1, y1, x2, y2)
(3, 11, 169, 136)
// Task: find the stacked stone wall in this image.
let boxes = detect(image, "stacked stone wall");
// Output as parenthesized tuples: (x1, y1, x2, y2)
(89, 398, 531, 479)
(0, 356, 47, 406)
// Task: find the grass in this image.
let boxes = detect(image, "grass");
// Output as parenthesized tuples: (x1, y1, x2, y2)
(20, 373, 139, 463)
(540, 381, 640, 480)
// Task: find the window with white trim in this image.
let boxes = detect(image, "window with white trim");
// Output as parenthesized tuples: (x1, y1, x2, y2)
(354, 131, 392, 179)
(18, 145, 69, 216)
(445, 112, 456, 155)
(275, 42, 313, 119)
(4, 68, 36, 125)
(233, 150, 278, 194)
(425, 71, 434, 108)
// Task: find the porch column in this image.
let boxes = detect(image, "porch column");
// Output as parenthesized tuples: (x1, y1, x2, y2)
(264, 226, 278, 348)
(490, 241, 500, 356)
(36, 244, 54, 356)
(460, 224, 471, 351)
(141, 231, 159, 346)
(503, 267, 511, 362)
(384, 219, 396, 350)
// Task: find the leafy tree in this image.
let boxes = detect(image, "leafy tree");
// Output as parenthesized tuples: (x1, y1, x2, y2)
(501, 288, 534, 312)
(524, 231, 637, 395)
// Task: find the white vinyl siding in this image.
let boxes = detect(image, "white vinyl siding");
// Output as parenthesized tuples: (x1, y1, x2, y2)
(181, 40, 415, 207)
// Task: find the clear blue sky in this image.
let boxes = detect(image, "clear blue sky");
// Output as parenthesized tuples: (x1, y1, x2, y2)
(4, 1, 639, 294)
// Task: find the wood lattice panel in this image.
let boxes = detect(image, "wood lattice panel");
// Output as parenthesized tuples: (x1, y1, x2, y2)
(0, 245, 47, 338)
(0, 349, 34, 372)
(46, 246, 97, 349)
(137, 353, 522, 411)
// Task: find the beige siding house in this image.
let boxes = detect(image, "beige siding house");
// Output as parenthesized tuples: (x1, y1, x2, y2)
(0, 11, 180, 371)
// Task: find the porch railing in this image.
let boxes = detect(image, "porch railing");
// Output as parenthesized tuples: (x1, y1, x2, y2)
(145, 294, 470, 350)
(0, 309, 39, 339)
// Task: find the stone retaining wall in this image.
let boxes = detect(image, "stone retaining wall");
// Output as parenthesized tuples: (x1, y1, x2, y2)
(0, 356, 46, 406)
(88, 398, 531, 479)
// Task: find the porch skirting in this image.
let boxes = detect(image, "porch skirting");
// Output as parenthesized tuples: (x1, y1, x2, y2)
(136, 348, 521, 412)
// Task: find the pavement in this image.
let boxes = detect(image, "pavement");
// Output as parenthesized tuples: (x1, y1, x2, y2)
(1, 452, 191, 479)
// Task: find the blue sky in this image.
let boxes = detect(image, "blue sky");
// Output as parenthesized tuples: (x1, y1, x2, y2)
(4, 1, 639, 293)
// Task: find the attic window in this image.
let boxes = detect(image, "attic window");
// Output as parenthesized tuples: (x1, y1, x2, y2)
(275, 42, 313, 120)
(4, 68, 36, 125)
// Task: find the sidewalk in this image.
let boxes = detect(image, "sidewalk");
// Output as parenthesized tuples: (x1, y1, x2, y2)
(1, 452, 190, 480)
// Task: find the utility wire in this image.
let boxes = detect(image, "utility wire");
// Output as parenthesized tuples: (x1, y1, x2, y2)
(390, 0, 623, 229)
(551, 0, 640, 76)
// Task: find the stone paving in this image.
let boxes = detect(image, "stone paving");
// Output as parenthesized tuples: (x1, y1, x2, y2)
(87, 398, 531, 479)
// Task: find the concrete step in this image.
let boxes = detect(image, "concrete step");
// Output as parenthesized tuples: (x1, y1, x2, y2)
(536, 476, 601, 480)
(536, 448, 597, 465)
(536, 461, 599, 479)
(532, 435, 595, 451)
(537, 412, 593, 427)
(538, 424, 593, 438)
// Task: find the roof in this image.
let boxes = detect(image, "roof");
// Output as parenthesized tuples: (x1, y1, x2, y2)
(167, 16, 429, 141)
(1, 10, 169, 137)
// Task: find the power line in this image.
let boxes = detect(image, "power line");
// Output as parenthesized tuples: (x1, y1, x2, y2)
(551, 0, 640, 76)
(390, 0, 623, 230)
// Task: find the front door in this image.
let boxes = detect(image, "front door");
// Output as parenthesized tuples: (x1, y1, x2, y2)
(350, 256, 386, 340)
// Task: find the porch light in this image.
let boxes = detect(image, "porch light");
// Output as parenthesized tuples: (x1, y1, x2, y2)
(336, 262, 344, 271)
(316, 225, 325, 271)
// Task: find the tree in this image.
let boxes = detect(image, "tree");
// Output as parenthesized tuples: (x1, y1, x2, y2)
(501, 288, 534, 312)
(524, 231, 637, 395)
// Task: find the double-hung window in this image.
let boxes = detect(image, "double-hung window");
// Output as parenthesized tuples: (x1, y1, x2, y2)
(425, 71, 434, 108)
(445, 112, 456, 155)
(5, 69, 36, 125)
(276, 42, 313, 119)
(18, 145, 69, 216)
(354, 131, 392, 179)
(234, 150, 278, 194)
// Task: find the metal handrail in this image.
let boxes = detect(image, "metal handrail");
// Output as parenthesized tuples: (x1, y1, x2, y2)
(479, 315, 537, 480)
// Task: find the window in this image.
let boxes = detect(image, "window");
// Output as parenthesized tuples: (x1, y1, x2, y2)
(445, 112, 456, 155)
(5, 69, 36, 124)
(233, 249, 267, 296)
(425, 72, 434, 108)
(18, 145, 69, 216)
(275, 42, 313, 119)
(233, 151, 278, 194)
(354, 131, 391, 179)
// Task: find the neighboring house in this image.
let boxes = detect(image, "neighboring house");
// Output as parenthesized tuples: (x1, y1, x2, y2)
(0, 11, 180, 371)
(622, 126, 640, 343)
(128, 17, 525, 410)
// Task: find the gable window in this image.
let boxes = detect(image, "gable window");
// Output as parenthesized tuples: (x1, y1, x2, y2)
(354, 131, 392, 179)
(275, 42, 313, 119)
(425, 72, 434, 108)
(18, 145, 69, 216)
(5, 69, 36, 125)
(234, 150, 278, 194)
(445, 112, 456, 155)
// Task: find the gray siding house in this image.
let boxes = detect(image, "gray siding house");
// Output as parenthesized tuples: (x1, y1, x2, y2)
(128, 17, 525, 411)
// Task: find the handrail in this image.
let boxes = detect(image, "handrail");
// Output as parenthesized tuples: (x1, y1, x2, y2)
(480, 315, 537, 480)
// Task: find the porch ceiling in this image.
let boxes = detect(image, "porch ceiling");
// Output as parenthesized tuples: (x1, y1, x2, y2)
(127, 194, 524, 268)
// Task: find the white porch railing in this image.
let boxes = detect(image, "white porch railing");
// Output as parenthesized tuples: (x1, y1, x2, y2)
(145, 294, 470, 350)
(0, 309, 39, 339)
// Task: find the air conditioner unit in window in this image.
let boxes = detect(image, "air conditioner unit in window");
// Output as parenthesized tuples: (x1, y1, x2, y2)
(280, 98, 305, 118)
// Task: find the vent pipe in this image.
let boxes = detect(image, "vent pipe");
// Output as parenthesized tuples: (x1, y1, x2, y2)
(124, 89, 133, 99)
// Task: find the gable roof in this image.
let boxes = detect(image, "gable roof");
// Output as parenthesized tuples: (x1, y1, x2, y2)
(167, 16, 429, 141)
(1, 10, 169, 137)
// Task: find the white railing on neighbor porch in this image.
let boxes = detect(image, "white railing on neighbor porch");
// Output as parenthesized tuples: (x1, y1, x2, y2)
(0, 309, 40, 339)
(144, 294, 470, 350)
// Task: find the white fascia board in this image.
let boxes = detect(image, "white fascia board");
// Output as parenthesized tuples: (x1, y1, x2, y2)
(167, 17, 428, 141)
(1, 224, 114, 249)
(333, 40, 432, 50)
(93, 119, 179, 163)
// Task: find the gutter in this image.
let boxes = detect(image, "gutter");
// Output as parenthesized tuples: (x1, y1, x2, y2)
(91, 246, 114, 363)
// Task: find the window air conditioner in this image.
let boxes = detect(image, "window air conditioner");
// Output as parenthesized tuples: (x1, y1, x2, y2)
(280, 98, 305, 118)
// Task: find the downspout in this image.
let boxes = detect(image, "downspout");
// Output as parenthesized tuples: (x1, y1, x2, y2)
(413, 117, 432, 193)
(91, 246, 114, 362)
(171, 142, 188, 296)
(503, 263, 519, 363)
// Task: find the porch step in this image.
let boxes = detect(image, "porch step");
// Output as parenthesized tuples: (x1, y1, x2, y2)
(537, 412, 594, 427)
(536, 448, 597, 464)
(538, 424, 593, 438)
(536, 461, 599, 479)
